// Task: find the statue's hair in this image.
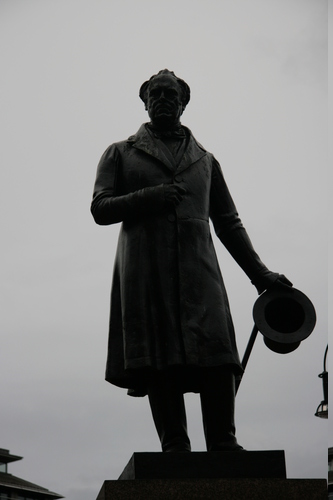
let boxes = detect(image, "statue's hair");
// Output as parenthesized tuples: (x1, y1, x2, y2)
(139, 69, 191, 108)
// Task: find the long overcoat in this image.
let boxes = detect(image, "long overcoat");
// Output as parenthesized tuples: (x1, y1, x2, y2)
(91, 124, 276, 395)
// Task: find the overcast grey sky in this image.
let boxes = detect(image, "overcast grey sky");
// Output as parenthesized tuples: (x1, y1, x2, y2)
(0, 1, 328, 499)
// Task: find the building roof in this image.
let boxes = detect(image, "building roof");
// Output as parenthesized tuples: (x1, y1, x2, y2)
(0, 471, 63, 499)
(0, 448, 23, 464)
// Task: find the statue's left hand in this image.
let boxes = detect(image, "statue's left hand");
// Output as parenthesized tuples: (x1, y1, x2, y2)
(253, 272, 293, 295)
(274, 274, 293, 288)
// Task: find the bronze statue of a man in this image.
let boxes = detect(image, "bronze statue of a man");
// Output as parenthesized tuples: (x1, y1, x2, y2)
(91, 69, 291, 452)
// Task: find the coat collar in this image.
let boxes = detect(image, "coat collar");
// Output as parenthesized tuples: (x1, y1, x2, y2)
(127, 123, 207, 173)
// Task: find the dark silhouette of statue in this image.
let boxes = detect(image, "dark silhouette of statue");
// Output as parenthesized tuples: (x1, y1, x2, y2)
(91, 69, 292, 453)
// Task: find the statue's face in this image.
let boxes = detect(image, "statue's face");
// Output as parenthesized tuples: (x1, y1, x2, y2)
(146, 74, 183, 128)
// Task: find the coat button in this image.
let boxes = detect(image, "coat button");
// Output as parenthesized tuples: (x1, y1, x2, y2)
(167, 213, 176, 222)
(174, 175, 183, 183)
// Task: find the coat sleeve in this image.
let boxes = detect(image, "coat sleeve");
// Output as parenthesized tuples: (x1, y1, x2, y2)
(91, 144, 165, 225)
(209, 156, 280, 293)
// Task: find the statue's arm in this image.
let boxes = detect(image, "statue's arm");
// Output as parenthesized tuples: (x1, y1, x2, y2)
(90, 144, 166, 225)
(209, 157, 289, 294)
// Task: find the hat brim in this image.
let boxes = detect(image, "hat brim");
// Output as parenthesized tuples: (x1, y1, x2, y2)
(253, 287, 316, 345)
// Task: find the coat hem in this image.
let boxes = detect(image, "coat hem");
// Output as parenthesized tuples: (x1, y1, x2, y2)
(105, 361, 243, 397)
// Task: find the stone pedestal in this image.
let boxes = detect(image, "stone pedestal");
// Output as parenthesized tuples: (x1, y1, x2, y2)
(97, 477, 327, 500)
(118, 451, 286, 480)
(96, 451, 327, 500)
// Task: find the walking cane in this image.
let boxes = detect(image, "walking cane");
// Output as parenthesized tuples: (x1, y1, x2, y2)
(235, 287, 316, 395)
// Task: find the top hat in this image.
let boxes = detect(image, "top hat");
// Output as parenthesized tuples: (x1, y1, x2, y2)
(253, 287, 316, 354)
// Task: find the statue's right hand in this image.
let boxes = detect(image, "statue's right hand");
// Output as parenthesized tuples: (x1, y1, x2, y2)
(163, 184, 187, 206)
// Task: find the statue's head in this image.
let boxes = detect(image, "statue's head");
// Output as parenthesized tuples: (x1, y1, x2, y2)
(139, 69, 190, 128)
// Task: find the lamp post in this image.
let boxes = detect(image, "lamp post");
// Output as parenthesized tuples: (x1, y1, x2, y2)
(315, 345, 328, 419)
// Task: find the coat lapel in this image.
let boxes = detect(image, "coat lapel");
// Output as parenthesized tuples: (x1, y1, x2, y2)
(176, 128, 207, 173)
(128, 124, 175, 172)
(128, 124, 207, 173)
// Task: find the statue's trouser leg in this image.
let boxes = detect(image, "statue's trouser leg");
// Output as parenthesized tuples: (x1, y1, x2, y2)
(199, 368, 244, 452)
(147, 373, 191, 452)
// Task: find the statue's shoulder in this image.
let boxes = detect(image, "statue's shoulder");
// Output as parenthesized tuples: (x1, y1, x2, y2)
(126, 123, 147, 144)
(107, 124, 148, 152)
(183, 126, 216, 165)
(183, 126, 211, 153)
(101, 125, 146, 152)
(101, 136, 135, 159)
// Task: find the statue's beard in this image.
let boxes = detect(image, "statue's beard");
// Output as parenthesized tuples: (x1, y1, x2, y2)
(150, 107, 181, 130)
